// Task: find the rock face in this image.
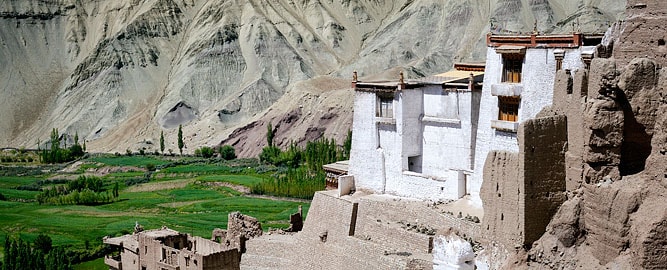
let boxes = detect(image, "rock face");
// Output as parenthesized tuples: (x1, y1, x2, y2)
(504, 2, 667, 268)
(0, 0, 624, 155)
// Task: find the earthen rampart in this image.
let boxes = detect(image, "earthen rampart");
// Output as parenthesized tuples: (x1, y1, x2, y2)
(481, 115, 567, 249)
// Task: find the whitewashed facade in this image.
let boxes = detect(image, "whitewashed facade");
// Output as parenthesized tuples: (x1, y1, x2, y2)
(348, 34, 595, 204)
(348, 67, 484, 201)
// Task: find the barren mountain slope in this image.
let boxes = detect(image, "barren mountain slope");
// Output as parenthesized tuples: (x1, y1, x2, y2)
(0, 0, 624, 155)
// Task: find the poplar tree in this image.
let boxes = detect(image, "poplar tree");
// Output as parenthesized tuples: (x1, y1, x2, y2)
(177, 125, 184, 155)
(159, 131, 165, 154)
(266, 123, 274, 147)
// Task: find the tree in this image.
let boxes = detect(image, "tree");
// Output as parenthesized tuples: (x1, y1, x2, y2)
(196, 146, 214, 158)
(219, 145, 236, 160)
(159, 131, 165, 154)
(266, 122, 274, 147)
(177, 125, 184, 155)
(112, 182, 119, 198)
(33, 234, 52, 254)
(343, 130, 352, 159)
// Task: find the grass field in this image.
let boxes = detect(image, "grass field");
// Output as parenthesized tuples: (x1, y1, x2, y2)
(0, 155, 313, 268)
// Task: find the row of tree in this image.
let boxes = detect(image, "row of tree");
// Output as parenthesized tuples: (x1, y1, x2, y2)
(158, 125, 186, 155)
(2, 234, 71, 270)
(38, 129, 85, 164)
(252, 124, 352, 199)
(194, 145, 236, 160)
(36, 176, 118, 205)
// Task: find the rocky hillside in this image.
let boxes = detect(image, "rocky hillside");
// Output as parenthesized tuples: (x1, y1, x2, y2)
(0, 0, 625, 156)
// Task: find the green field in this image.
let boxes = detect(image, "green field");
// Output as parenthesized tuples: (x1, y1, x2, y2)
(0, 155, 312, 267)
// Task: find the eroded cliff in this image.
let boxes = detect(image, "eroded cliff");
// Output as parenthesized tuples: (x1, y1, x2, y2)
(0, 0, 625, 155)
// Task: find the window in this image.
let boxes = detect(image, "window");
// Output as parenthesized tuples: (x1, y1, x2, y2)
(408, 156, 422, 173)
(554, 50, 565, 72)
(498, 96, 520, 122)
(376, 94, 394, 118)
(502, 54, 523, 83)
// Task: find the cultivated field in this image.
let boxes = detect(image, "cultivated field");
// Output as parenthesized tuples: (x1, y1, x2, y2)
(0, 155, 311, 268)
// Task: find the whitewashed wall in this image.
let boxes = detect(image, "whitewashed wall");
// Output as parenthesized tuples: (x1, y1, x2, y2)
(349, 91, 385, 193)
(470, 46, 585, 206)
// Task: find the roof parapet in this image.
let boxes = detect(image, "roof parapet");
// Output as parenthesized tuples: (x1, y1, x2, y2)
(487, 33, 584, 48)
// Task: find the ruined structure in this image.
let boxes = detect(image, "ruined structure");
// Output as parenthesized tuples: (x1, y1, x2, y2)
(513, 1, 667, 268)
(103, 227, 240, 270)
(103, 213, 264, 270)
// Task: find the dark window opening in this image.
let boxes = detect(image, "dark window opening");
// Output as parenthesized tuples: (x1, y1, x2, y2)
(408, 156, 422, 173)
(659, 39, 665, 46)
(502, 54, 523, 83)
(498, 96, 520, 122)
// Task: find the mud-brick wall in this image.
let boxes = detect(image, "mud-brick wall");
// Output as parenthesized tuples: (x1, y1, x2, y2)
(482, 116, 567, 248)
(613, 0, 667, 67)
(481, 151, 522, 248)
(519, 115, 567, 245)
(200, 249, 240, 270)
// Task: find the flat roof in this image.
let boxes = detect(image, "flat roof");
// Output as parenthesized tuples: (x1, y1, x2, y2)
(142, 228, 181, 238)
(104, 234, 138, 250)
(323, 160, 349, 174)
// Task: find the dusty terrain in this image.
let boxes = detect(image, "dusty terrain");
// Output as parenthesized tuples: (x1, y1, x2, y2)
(0, 0, 624, 156)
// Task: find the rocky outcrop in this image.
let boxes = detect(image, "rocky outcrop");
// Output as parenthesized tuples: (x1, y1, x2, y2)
(506, 2, 667, 267)
(0, 0, 624, 155)
(611, 0, 667, 67)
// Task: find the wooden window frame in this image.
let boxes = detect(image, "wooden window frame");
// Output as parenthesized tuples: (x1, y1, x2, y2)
(498, 96, 520, 122)
(502, 54, 523, 83)
(376, 94, 394, 118)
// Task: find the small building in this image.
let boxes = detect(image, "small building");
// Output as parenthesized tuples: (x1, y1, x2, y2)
(103, 227, 240, 270)
(348, 64, 484, 201)
(323, 160, 349, 190)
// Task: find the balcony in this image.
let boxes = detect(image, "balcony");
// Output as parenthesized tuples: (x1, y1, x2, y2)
(104, 255, 122, 270)
(491, 83, 523, 97)
(491, 120, 519, 133)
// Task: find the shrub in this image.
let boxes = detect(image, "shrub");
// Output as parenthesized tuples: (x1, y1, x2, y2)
(259, 146, 281, 164)
(219, 145, 236, 160)
(194, 146, 215, 158)
(0, 192, 5, 201)
(145, 163, 156, 171)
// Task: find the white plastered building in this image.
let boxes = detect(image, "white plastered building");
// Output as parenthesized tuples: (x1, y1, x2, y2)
(347, 33, 597, 206)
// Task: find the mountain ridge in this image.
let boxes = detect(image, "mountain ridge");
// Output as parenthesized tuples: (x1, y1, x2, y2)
(0, 0, 625, 156)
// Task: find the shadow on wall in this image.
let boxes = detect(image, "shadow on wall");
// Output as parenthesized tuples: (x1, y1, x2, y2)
(616, 89, 652, 176)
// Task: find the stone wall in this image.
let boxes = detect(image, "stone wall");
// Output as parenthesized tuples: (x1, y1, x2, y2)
(302, 191, 358, 243)
(481, 115, 567, 248)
